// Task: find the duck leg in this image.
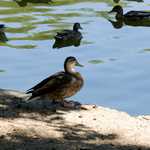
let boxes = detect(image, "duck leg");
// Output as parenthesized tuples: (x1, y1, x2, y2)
(61, 98, 73, 108)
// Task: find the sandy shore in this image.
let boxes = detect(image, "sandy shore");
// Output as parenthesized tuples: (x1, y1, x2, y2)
(0, 89, 150, 150)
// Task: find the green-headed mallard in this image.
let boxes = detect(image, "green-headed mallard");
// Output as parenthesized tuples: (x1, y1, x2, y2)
(109, 5, 150, 21)
(26, 56, 84, 108)
(53, 23, 83, 41)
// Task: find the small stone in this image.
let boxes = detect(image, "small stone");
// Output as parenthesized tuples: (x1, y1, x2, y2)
(79, 115, 83, 118)
(93, 104, 98, 108)
(4, 136, 11, 140)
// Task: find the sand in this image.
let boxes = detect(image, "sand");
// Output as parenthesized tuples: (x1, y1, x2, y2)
(0, 89, 150, 150)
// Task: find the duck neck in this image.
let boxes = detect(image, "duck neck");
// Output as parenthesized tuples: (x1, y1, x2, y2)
(118, 8, 123, 16)
(73, 26, 78, 32)
(64, 64, 76, 74)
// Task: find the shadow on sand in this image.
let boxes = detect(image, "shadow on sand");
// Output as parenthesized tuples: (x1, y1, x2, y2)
(0, 89, 149, 150)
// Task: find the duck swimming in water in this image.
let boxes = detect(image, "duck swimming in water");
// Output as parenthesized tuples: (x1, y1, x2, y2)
(26, 56, 84, 108)
(109, 5, 150, 21)
(53, 23, 83, 41)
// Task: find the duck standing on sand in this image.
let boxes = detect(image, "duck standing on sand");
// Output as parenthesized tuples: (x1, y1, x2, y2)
(109, 5, 150, 21)
(53, 23, 83, 41)
(26, 56, 84, 108)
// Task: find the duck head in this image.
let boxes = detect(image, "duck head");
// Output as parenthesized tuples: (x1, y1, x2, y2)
(64, 56, 83, 74)
(73, 23, 83, 32)
(109, 5, 123, 15)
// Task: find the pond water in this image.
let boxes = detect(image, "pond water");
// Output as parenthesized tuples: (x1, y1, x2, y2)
(0, 0, 150, 117)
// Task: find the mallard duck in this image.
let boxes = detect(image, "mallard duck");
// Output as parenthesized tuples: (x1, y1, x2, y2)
(26, 56, 84, 108)
(53, 23, 83, 41)
(109, 5, 150, 21)
(0, 25, 6, 33)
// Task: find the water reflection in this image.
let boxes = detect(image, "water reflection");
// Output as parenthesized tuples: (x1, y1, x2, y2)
(0, 32, 8, 43)
(108, 19, 150, 29)
(53, 37, 82, 49)
(88, 60, 104, 64)
(113, 0, 143, 3)
(13, 0, 53, 7)
(0, 25, 8, 43)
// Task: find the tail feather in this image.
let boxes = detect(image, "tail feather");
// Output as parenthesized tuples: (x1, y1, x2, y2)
(26, 96, 40, 103)
(53, 35, 62, 40)
(26, 88, 33, 94)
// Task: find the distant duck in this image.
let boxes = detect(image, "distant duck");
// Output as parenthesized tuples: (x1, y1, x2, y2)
(26, 56, 84, 108)
(53, 23, 83, 41)
(0, 25, 6, 33)
(109, 5, 150, 21)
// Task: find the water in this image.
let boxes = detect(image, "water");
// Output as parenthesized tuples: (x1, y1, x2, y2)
(0, 0, 150, 117)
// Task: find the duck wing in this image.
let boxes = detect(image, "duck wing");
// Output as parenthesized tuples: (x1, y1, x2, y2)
(57, 30, 72, 36)
(125, 11, 150, 18)
(27, 71, 75, 97)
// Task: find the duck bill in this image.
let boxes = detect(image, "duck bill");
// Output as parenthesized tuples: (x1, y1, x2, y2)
(108, 10, 113, 13)
(76, 62, 83, 67)
(79, 26, 83, 30)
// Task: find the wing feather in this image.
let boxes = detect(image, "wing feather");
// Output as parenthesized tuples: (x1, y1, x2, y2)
(27, 71, 74, 97)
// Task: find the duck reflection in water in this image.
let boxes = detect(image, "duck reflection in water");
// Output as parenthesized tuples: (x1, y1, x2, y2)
(0, 25, 8, 43)
(53, 23, 83, 49)
(113, 0, 143, 3)
(108, 5, 150, 29)
(0, 25, 6, 33)
(13, 0, 53, 7)
(108, 19, 150, 29)
(53, 37, 82, 49)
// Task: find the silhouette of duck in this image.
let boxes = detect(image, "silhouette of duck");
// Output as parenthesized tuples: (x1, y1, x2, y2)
(109, 5, 150, 21)
(113, 0, 143, 3)
(53, 37, 82, 49)
(26, 56, 84, 108)
(0, 32, 8, 43)
(0, 25, 6, 33)
(13, 0, 53, 7)
(108, 19, 150, 29)
(53, 23, 83, 41)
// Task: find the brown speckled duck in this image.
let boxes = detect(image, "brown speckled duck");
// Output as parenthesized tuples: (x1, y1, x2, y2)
(53, 23, 83, 41)
(109, 5, 150, 21)
(26, 56, 84, 108)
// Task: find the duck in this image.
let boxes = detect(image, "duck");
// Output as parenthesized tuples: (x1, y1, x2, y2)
(109, 5, 150, 21)
(0, 25, 6, 33)
(53, 23, 83, 41)
(26, 56, 84, 108)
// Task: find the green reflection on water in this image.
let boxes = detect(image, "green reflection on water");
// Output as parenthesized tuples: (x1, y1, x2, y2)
(0, 70, 5, 72)
(7, 26, 36, 34)
(11, 45, 37, 49)
(109, 59, 117, 61)
(89, 60, 104, 64)
(0, 16, 37, 23)
(0, 0, 130, 49)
